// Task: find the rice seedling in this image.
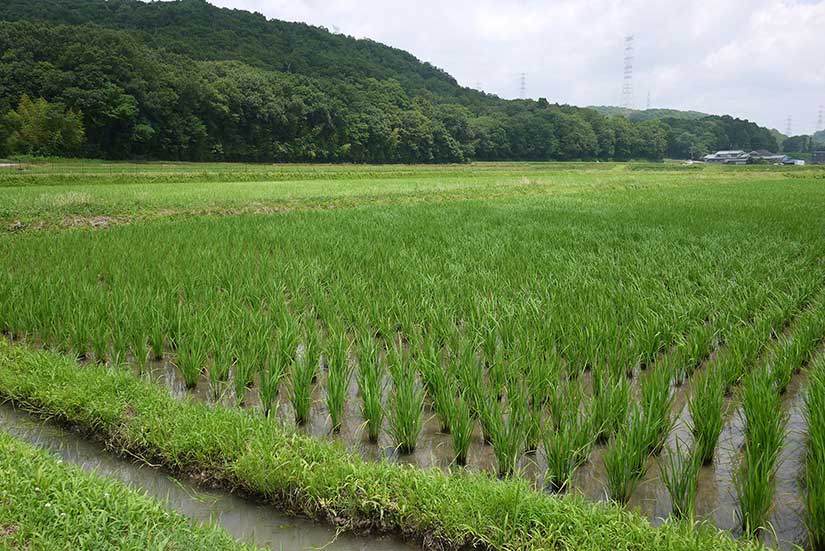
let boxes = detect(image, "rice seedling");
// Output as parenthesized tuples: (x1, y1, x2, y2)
(448, 391, 473, 465)
(233, 350, 256, 407)
(688, 367, 725, 465)
(418, 340, 453, 433)
(804, 356, 825, 551)
(543, 386, 594, 493)
(386, 349, 424, 454)
(485, 381, 526, 477)
(259, 355, 284, 418)
(640, 364, 675, 454)
(289, 328, 319, 426)
(325, 331, 352, 433)
(356, 334, 384, 443)
(175, 335, 207, 389)
(603, 406, 650, 505)
(591, 371, 630, 443)
(658, 438, 701, 520)
(736, 367, 787, 539)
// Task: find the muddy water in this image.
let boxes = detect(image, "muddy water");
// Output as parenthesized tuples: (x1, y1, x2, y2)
(0, 402, 416, 551)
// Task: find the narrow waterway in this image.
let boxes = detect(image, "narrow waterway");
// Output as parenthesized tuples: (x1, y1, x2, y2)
(0, 402, 417, 551)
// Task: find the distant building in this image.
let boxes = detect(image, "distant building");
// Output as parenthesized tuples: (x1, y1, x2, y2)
(749, 150, 787, 163)
(703, 150, 750, 164)
(814, 151, 825, 165)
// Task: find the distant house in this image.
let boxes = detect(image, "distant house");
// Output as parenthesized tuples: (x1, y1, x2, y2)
(703, 150, 750, 164)
(749, 150, 787, 163)
(814, 151, 825, 165)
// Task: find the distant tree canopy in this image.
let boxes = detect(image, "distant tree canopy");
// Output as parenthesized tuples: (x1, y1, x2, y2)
(1, 95, 84, 157)
(0, 1, 780, 162)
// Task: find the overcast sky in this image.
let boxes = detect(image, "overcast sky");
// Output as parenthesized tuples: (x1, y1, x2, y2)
(210, 0, 825, 135)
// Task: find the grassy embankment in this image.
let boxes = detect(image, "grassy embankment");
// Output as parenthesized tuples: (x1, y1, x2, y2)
(0, 426, 258, 550)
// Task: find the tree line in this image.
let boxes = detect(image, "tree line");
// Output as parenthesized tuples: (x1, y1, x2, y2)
(0, 15, 779, 162)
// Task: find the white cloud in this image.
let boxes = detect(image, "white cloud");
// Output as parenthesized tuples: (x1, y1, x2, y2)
(210, 0, 825, 134)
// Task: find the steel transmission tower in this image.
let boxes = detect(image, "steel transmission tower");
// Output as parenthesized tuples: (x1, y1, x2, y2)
(519, 72, 527, 98)
(818, 105, 823, 131)
(786, 115, 793, 136)
(621, 35, 634, 109)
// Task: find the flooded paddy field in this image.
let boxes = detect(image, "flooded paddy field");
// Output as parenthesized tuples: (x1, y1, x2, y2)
(3, 161, 825, 550)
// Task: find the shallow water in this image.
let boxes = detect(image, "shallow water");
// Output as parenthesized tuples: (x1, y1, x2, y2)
(0, 402, 416, 551)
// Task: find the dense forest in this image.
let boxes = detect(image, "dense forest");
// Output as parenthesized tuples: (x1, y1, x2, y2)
(0, 0, 782, 162)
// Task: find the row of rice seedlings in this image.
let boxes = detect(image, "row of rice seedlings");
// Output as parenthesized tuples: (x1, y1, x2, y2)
(768, 298, 825, 394)
(640, 363, 676, 455)
(688, 367, 726, 465)
(357, 334, 384, 443)
(804, 355, 825, 551)
(736, 366, 787, 539)
(687, 287, 811, 465)
(386, 348, 424, 454)
(603, 406, 651, 504)
(543, 379, 595, 493)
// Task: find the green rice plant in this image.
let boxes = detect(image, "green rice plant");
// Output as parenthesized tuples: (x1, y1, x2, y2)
(175, 334, 207, 389)
(233, 350, 256, 407)
(259, 355, 284, 417)
(658, 438, 701, 520)
(418, 341, 453, 433)
(804, 357, 825, 551)
(386, 352, 424, 454)
(325, 331, 352, 433)
(356, 334, 384, 443)
(688, 367, 725, 465)
(448, 391, 474, 465)
(543, 390, 595, 493)
(149, 308, 165, 360)
(736, 367, 787, 539)
(289, 330, 318, 426)
(640, 364, 675, 454)
(90, 316, 108, 364)
(591, 372, 630, 443)
(130, 332, 148, 374)
(603, 406, 650, 505)
(485, 381, 526, 477)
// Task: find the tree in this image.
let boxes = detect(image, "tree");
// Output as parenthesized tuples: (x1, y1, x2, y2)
(3, 95, 84, 156)
(782, 135, 811, 154)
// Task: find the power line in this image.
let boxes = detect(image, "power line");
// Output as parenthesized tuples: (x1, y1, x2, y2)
(621, 35, 634, 109)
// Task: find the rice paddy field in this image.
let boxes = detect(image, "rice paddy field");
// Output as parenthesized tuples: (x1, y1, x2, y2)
(1, 160, 825, 550)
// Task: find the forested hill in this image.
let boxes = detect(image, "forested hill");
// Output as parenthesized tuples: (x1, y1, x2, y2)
(0, 0, 780, 162)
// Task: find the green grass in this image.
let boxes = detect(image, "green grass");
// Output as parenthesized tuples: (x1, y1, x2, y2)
(0, 429, 258, 551)
(0, 341, 760, 551)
